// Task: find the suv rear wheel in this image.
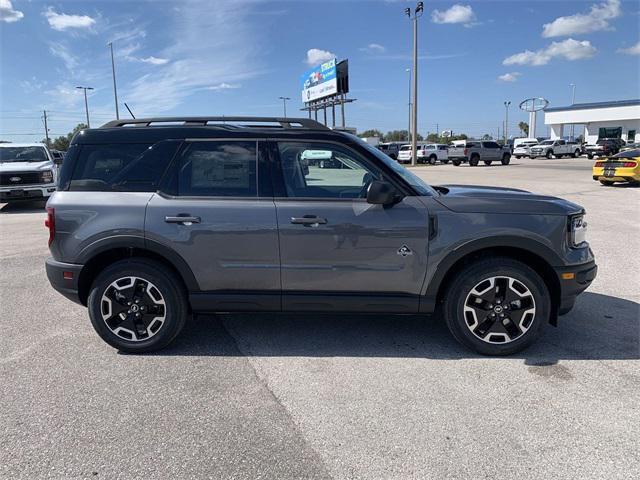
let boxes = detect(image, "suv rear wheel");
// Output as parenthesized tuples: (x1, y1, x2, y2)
(469, 155, 480, 166)
(501, 153, 511, 165)
(429, 155, 437, 165)
(442, 257, 549, 355)
(545, 150, 553, 159)
(87, 258, 188, 353)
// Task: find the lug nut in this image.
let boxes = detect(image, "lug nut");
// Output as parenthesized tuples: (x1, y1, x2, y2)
(127, 302, 131, 306)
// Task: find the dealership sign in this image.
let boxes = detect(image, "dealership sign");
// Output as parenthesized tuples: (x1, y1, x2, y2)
(301, 58, 337, 103)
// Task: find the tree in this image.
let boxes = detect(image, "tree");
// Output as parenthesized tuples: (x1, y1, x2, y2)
(359, 129, 384, 139)
(518, 121, 529, 136)
(43, 123, 87, 151)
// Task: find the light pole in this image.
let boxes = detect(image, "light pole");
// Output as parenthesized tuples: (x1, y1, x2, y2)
(108, 42, 120, 120)
(278, 96, 291, 117)
(76, 86, 94, 128)
(503, 101, 511, 144)
(569, 83, 576, 140)
(406, 68, 412, 143)
(405, 2, 423, 166)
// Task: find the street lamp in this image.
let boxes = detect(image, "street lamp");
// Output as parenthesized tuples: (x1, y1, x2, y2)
(278, 96, 291, 117)
(569, 83, 576, 140)
(503, 101, 511, 144)
(404, 1, 423, 166)
(76, 86, 94, 128)
(406, 68, 412, 143)
(108, 42, 120, 120)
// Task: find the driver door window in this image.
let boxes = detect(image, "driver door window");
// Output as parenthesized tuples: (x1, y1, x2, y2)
(277, 142, 382, 199)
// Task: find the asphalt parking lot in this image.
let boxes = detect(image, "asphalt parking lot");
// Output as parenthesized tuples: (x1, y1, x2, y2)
(1, 156, 638, 479)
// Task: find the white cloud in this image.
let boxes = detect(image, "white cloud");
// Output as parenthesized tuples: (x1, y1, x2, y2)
(305, 48, 336, 66)
(498, 72, 522, 82)
(44, 7, 96, 31)
(617, 41, 640, 55)
(0, 0, 23, 22)
(139, 56, 169, 65)
(542, 0, 621, 38)
(431, 4, 476, 25)
(360, 43, 386, 54)
(503, 38, 597, 66)
(206, 82, 240, 91)
(48, 42, 79, 71)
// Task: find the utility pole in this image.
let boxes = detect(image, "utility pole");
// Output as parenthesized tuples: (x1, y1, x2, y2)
(406, 68, 412, 143)
(108, 42, 120, 120)
(504, 101, 511, 144)
(278, 96, 290, 117)
(42, 110, 50, 146)
(405, 2, 423, 166)
(76, 86, 94, 128)
(569, 83, 576, 140)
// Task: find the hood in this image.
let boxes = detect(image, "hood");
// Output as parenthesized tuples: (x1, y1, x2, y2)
(0, 161, 53, 172)
(434, 184, 583, 216)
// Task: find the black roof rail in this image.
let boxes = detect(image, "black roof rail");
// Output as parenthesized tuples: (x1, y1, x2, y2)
(100, 116, 329, 130)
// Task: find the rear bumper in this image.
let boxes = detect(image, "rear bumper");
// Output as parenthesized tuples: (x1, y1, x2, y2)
(45, 257, 84, 305)
(554, 260, 597, 315)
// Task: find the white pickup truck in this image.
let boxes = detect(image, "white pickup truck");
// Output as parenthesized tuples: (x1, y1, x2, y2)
(397, 143, 449, 164)
(529, 139, 582, 159)
(0, 143, 61, 204)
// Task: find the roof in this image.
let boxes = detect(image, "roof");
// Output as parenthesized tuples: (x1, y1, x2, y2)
(0, 142, 48, 148)
(545, 99, 640, 113)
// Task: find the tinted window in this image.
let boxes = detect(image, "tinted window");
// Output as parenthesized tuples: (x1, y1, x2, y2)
(70, 143, 153, 191)
(278, 142, 382, 199)
(484, 142, 500, 149)
(177, 141, 257, 197)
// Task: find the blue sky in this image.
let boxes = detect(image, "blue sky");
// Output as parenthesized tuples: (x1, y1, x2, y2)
(1, 0, 639, 142)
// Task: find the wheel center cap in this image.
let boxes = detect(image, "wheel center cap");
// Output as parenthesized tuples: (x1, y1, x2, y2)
(494, 305, 503, 314)
(131, 304, 140, 313)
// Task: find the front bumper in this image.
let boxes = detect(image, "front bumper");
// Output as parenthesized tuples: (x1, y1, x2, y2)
(45, 257, 84, 305)
(554, 260, 597, 315)
(0, 184, 56, 202)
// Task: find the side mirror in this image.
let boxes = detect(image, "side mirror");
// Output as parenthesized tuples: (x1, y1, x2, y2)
(53, 156, 64, 165)
(366, 180, 400, 205)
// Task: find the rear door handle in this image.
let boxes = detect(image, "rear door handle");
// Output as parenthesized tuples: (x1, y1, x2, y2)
(290, 215, 327, 226)
(165, 215, 201, 225)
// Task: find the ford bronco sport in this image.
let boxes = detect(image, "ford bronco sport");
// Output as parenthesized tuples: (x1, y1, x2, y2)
(45, 117, 597, 355)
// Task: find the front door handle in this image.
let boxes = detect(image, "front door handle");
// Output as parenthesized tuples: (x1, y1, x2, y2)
(290, 215, 327, 227)
(165, 215, 201, 225)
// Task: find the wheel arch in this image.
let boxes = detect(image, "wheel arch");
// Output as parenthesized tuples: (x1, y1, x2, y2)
(76, 238, 199, 306)
(424, 240, 561, 324)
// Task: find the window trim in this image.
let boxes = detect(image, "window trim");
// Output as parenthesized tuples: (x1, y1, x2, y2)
(270, 138, 407, 202)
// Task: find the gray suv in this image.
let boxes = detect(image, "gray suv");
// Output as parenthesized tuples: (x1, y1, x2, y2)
(45, 117, 597, 355)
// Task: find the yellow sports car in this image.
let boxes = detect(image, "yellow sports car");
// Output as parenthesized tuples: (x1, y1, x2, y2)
(592, 149, 640, 186)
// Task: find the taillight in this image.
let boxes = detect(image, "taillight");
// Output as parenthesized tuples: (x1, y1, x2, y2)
(45, 207, 55, 247)
(623, 161, 637, 168)
(595, 161, 605, 167)
(463, 148, 469, 156)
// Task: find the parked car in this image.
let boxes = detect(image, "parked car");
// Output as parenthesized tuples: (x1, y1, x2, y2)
(448, 141, 511, 166)
(420, 144, 449, 164)
(397, 144, 413, 163)
(377, 142, 400, 160)
(584, 138, 623, 159)
(529, 140, 581, 159)
(592, 148, 640, 186)
(45, 116, 596, 356)
(0, 143, 61, 204)
(512, 139, 540, 159)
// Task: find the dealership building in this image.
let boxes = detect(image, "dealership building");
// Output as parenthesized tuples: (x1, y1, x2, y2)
(545, 99, 640, 144)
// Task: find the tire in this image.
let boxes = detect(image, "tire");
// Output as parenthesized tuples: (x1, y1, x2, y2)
(599, 180, 615, 186)
(469, 155, 479, 166)
(442, 257, 549, 356)
(87, 258, 188, 353)
(452, 159, 462, 166)
(587, 154, 593, 159)
(572, 149, 580, 158)
(483, 160, 492, 166)
(442, 159, 449, 164)
(546, 150, 553, 159)
(501, 154, 511, 165)
(429, 155, 437, 165)
(514, 155, 521, 159)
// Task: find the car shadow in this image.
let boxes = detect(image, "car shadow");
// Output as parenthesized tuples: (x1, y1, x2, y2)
(0, 200, 47, 214)
(155, 292, 639, 363)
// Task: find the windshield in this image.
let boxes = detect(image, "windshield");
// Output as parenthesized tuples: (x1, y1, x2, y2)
(539, 140, 554, 145)
(344, 134, 436, 196)
(399, 145, 411, 151)
(0, 146, 48, 162)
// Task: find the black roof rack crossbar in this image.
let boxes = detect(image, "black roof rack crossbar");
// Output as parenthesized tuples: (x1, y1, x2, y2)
(100, 116, 329, 130)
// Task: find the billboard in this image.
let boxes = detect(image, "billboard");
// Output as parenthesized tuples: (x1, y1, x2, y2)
(300, 58, 337, 103)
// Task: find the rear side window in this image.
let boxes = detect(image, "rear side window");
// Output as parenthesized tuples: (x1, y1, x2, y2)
(177, 141, 257, 197)
(69, 142, 180, 192)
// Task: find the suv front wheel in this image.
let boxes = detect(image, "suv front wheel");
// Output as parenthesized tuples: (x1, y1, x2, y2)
(87, 258, 188, 353)
(442, 257, 549, 355)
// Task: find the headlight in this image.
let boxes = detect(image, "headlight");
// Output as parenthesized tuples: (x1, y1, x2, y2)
(41, 170, 54, 183)
(569, 214, 588, 247)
